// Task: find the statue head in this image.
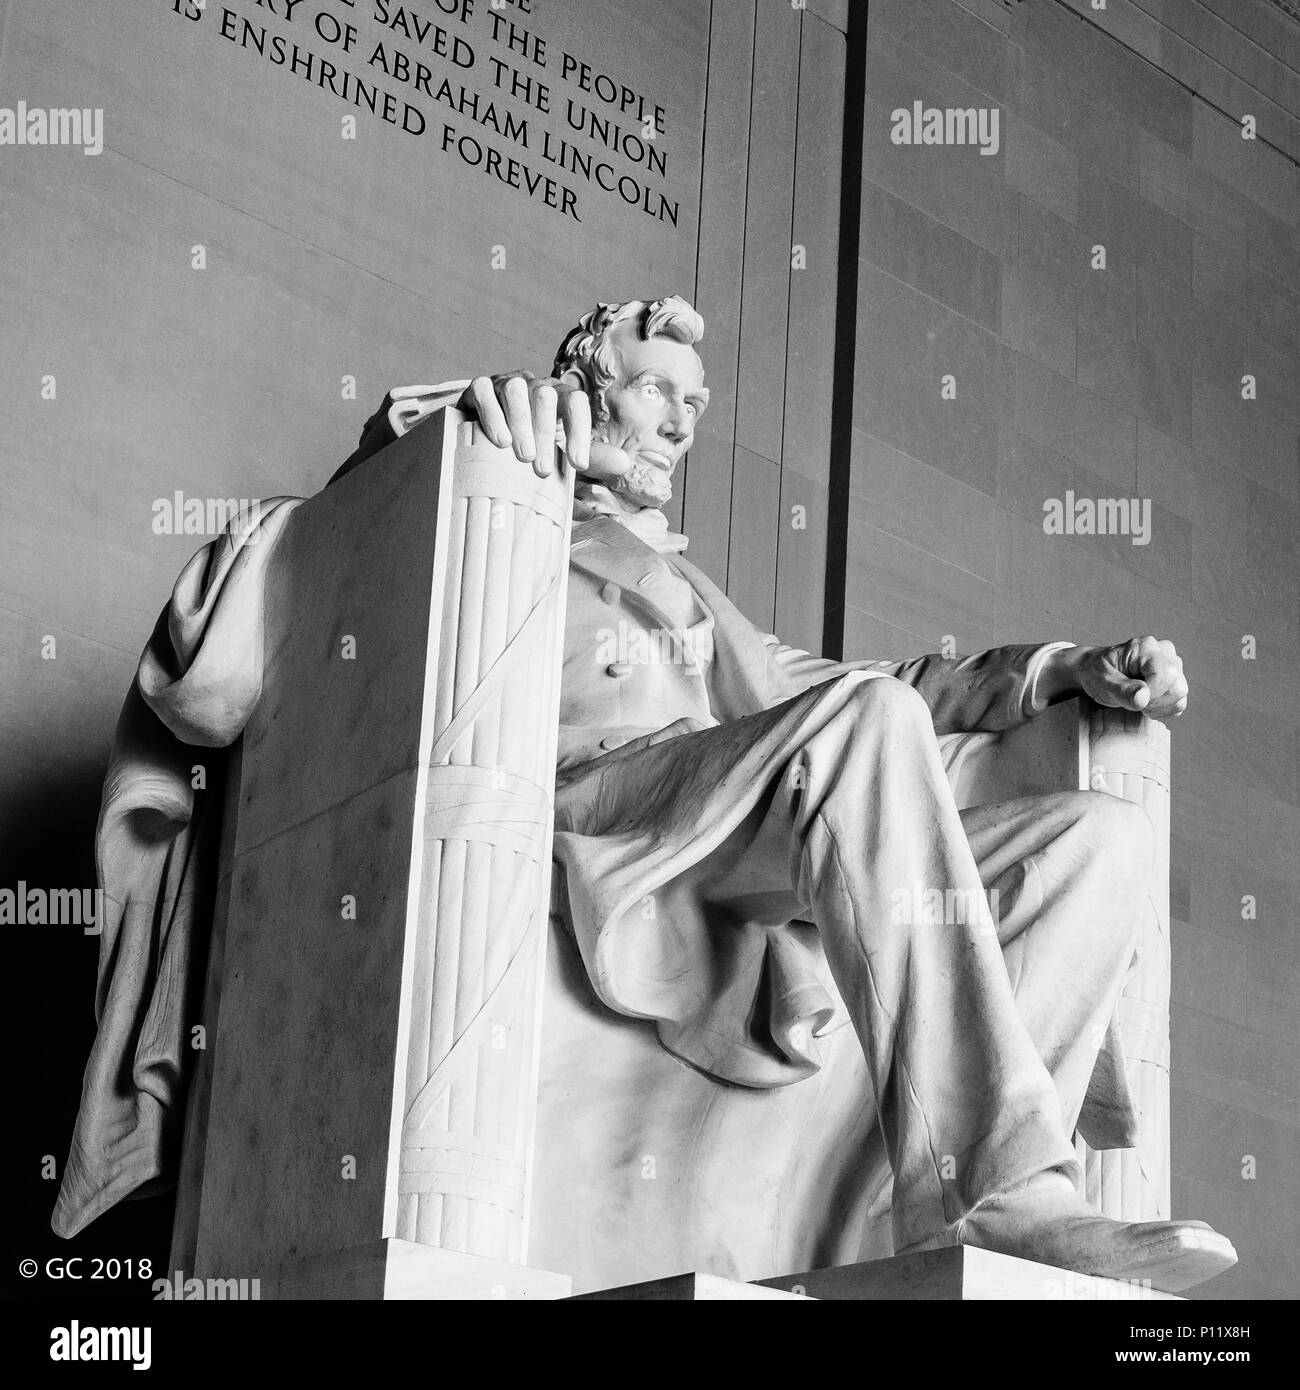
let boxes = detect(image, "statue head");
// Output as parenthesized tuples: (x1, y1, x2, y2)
(552, 296, 709, 508)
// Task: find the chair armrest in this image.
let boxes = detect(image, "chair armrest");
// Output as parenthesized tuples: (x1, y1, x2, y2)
(941, 701, 1086, 811)
(941, 698, 1173, 1222)
(942, 699, 1170, 809)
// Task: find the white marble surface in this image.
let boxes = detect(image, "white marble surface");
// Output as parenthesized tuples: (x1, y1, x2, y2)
(756, 1248, 1183, 1301)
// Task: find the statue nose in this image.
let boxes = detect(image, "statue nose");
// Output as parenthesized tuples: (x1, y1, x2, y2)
(661, 412, 690, 444)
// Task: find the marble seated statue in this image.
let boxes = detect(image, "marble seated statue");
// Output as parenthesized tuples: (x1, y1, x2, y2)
(52, 295, 1236, 1296)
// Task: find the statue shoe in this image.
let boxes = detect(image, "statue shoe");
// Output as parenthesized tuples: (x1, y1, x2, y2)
(899, 1170, 1237, 1293)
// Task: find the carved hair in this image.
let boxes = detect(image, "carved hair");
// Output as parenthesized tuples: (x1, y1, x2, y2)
(552, 296, 704, 423)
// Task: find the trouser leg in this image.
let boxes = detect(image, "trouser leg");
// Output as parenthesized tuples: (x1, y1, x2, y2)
(702, 673, 1150, 1248)
(960, 791, 1156, 1138)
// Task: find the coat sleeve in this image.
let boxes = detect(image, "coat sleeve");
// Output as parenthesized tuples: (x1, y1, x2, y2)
(762, 636, 1077, 734)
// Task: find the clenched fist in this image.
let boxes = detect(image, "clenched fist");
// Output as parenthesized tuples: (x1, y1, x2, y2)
(1039, 637, 1189, 721)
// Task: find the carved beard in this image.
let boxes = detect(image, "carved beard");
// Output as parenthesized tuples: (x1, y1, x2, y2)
(611, 459, 673, 509)
(591, 400, 673, 509)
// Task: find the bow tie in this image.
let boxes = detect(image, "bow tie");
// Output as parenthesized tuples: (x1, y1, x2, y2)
(572, 484, 689, 555)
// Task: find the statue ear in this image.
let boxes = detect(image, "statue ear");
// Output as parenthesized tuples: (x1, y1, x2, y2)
(559, 368, 588, 393)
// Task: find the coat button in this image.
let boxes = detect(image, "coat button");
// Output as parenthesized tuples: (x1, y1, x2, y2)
(600, 582, 621, 604)
(600, 735, 624, 751)
(606, 662, 633, 678)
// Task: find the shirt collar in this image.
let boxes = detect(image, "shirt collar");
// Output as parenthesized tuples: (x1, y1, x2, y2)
(572, 483, 689, 554)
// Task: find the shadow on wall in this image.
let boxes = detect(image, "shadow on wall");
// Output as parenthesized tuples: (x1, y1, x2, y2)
(2, 762, 174, 1300)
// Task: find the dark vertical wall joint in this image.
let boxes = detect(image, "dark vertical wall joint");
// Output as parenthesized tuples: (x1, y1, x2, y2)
(823, 0, 868, 661)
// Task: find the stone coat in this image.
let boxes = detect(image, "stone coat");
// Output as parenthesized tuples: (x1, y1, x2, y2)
(550, 510, 1068, 1090)
(561, 512, 1052, 769)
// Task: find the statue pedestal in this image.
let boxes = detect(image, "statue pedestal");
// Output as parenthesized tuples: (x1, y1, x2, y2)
(573, 1250, 1183, 1300)
(568, 1273, 813, 1301)
(755, 1248, 1183, 1300)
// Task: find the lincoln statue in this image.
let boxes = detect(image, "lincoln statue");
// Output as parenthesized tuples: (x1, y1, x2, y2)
(54, 295, 1236, 1293)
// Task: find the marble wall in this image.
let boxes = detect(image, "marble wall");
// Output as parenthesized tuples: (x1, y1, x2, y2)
(5, 0, 1293, 1302)
(0, 0, 846, 1296)
(837, 0, 1299, 1300)
(679, 0, 848, 654)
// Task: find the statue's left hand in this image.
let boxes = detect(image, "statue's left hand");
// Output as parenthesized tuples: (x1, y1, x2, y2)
(1065, 637, 1189, 720)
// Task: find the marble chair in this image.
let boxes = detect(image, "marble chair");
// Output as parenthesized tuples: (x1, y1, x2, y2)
(170, 410, 1172, 1298)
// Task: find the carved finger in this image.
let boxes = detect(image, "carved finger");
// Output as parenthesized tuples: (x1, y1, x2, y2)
(1106, 672, 1151, 710)
(531, 381, 558, 478)
(1144, 664, 1178, 703)
(502, 376, 536, 462)
(1141, 652, 1175, 682)
(1099, 653, 1150, 710)
(558, 387, 592, 472)
(468, 376, 511, 450)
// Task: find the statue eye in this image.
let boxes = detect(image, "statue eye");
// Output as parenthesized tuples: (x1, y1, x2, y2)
(641, 382, 662, 397)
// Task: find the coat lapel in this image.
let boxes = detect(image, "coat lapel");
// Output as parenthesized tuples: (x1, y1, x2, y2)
(568, 516, 799, 721)
(569, 516, 694, 635)
(670, 553, 801, 719)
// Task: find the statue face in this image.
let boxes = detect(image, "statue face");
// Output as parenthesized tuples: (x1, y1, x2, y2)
(596, 322, 709, 508)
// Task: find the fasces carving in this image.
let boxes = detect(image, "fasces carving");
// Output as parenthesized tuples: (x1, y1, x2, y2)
(398, 431, 573, 1260)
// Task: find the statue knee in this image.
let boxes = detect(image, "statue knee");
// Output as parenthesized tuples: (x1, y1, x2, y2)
(1071, 790, 1157, 868)
(841, 673, 931, 723)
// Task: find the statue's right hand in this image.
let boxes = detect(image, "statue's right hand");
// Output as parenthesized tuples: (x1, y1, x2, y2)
(459, 372, 594, 480)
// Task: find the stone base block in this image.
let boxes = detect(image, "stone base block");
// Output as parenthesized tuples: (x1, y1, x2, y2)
(264, 1238, 572, 1300)
(569, 1272, 815, 1301)
(756, 1248, 1183, 1300)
